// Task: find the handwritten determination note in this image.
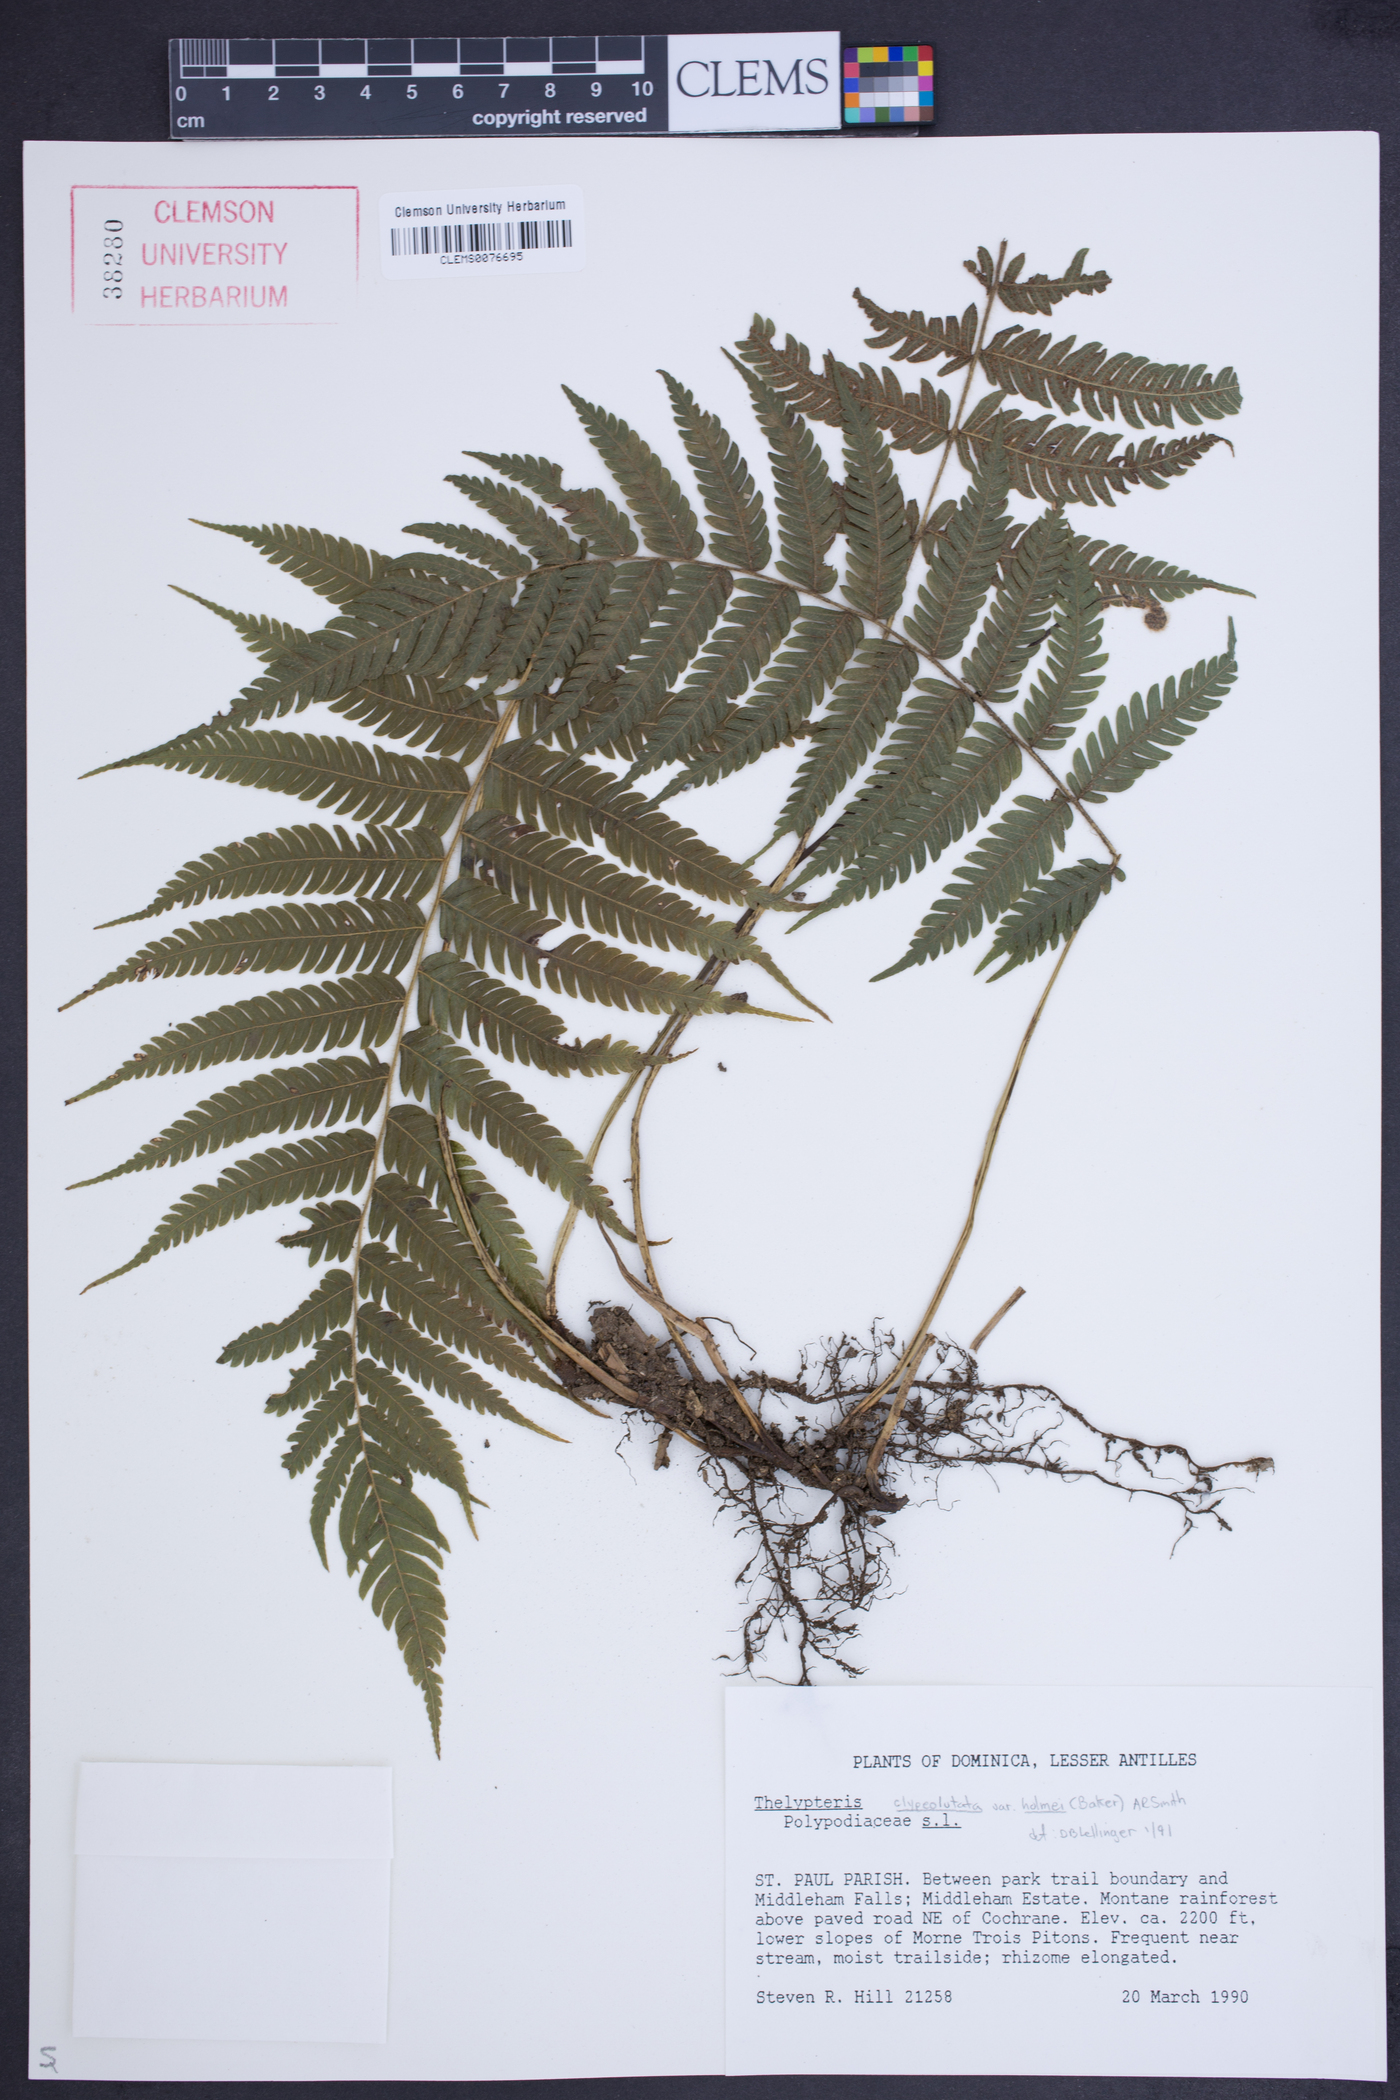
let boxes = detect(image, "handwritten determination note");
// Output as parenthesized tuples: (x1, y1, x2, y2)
(725, 1686, 1382, 2081)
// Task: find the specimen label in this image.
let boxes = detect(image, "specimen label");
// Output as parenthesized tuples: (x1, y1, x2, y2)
(379, 187, 586, 280)
(725, 1685, 1384, 2079)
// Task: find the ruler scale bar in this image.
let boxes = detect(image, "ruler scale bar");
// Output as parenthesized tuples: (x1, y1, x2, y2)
(176, 36, 648, 77)
(169, 33, 931, 137)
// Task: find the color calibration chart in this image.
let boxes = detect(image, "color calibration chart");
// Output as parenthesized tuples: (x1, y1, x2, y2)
(843, 45, 935, 124)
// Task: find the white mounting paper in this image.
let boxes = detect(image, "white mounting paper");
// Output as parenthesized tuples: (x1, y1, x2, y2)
(26, 131, 1380, 2083)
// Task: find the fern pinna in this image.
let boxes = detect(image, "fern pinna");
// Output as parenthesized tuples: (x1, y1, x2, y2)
(70, 241, 1269, 1740)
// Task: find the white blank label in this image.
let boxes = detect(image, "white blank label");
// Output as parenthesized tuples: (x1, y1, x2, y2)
(71, 1764, 392, 2044)
(73, 1855, 391, 2043)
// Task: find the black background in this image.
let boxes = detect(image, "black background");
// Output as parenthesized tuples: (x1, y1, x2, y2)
(3, 3, 1396, 2097)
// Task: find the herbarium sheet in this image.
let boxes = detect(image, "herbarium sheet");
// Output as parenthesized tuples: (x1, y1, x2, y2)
(26, 131, 1382, 2081)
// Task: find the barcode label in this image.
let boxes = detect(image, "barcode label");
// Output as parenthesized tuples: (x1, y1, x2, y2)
(388, 217, 572, 257)
(380, 185, 584, 280)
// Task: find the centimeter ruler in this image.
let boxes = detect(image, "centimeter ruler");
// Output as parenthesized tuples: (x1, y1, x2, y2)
(168, 33, 935, 138)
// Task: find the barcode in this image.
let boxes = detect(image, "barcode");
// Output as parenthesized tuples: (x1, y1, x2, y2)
(380, 186, 584, 281)
(388, 218, 573, 257)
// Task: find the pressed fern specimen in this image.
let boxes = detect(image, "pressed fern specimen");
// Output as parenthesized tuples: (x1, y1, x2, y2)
(70, 241, 1271, 1745)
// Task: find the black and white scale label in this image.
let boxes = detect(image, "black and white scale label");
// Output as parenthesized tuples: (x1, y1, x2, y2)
(170, 32, 842, 138)
(380, 186, 585, 279)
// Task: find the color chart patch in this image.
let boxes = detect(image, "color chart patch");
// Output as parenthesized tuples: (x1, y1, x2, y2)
(842, 44, 934, 124)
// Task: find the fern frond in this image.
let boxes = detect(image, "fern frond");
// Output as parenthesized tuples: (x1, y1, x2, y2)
(64, 900, 428, 1009)
(797, 681, 974, 884)
(268, 1332, 353, 1417)
(958, 395, 1226, 508)
(546, 936, 765, 1016)
(280, 1200, 361, 1265)
(463, 814, 738, 961)
(723, 352, 840, 593)
(385, 547, 501, 588)
(83, 1129, 376, 1288)
(464, 451, 640, 559)
(980, 327, 1241, 429)
(463, 452, 564, 502)
(357, 1361, 499, 1522)
(219, 1271, 355, 1366)
(397, 1028, 625, 1224)
(326, 674, 497, 761)
(358, 1233, 554, 1388)
(480, 569, 568, 690)
(734, 316, 838, 422)
(99, 826, 443, 927)
(832, 362, 912, 623)
(1069, 536, 1253, 611)
(542, 559, 674, 731)
(567, 564, 732, 753)
(114, 727, 473, 830)
(735, 318, 952, 455)
(774, 639, 917, 838)
(962, 507, 1070, 697)
(978, 858, 1124, 979)
(660, 371, 770, 572)
(533, 699, 637, 767)
(511, 563, 616, 694)
(967, 245, 1111, 314)
(417, 953, 641, 1076)
(194, 520, 392, 606)
(553, 486, 639, 558)
(307, 1431, 358, 1568)
(731, 338, 1223, 504)
(1064, 633, 1238, 802)
(357, 1367, 475, 1530)
(736, 314, 1219, 508)
(72, 1056, 388, 1186)
(366, 1176, 539, 1337)
(1014, 553, 1107, 749)
(67, 241, 1252, 1748)
(358, 1367, 478, 1528)
(171, 591, 312, 663)
(620, 583, 798, 785)
(654, 692, 809, 800)
(356, 1306, 553, 1434)
(903, 431, 1012, 661)
(336, 1443, 449, 1748)
(461, 815, 815, 1004)
(439, 874, 746, 1018)
(920, 496, 959, 561)
(656, 607, 861, 800)
(854, 290, 981, 373)
(809, 720, 1022, 914)
(445, 472, 579, 563)
(489, 742, 755, 905)
(380, 1106, 547, 1312)
(282, 1381, 356, 1472)
(198, 573, 517, 730)
(68, 975, 407, 1102)
(872, 793, 1074, 979)
(401, 519, 534, 576)
(562, 386, 702, 560)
